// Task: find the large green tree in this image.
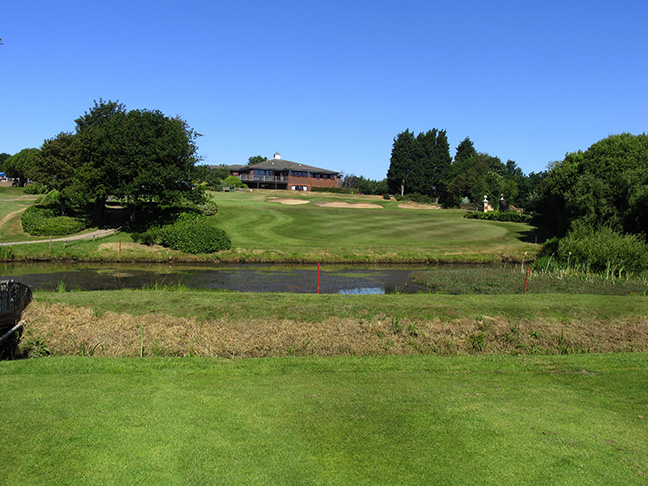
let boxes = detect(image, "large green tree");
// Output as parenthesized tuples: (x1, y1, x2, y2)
(29, 100, 203, 220)
(387, 128, 452, 197)
(539, 133, 648, 237)
(3, 148, 40, 185)
(247, 155, 266, 165)
(29, 132, 85, 214)
(387, 129, 417, 196)
(416, 129, 452, 199)
(0, 152, 11, 172)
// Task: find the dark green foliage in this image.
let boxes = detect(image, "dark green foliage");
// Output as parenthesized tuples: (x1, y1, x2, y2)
(27, 99, 204, 223)
(386, 129, 451, 198)
(442, 152, 509, 208)
(311, 187, 356, 194)
(133, 212, 231, 254)
(539, 133, 648, 237)
(406, 193, 435, 204)
(21, 205, 86, 236)
(340, 174, 388, 195)
(158, 222, 231, 254)
(0, 152, 10, 171)
(248, 155, 266, 165)
(204, 165, 230, 189)
(453, 137, 477, 165)
(463, 211, 532, 223)
(3, 148, 40, 185)
(126, 204, 202, 233)
(387, 129, 417, 196)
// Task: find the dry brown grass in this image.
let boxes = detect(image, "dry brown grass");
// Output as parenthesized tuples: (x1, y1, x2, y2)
(20, 302, 648, 358)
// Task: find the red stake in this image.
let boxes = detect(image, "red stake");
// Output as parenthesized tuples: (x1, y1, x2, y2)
(524, 267, 530, 294)
(317, 262, 320, 294)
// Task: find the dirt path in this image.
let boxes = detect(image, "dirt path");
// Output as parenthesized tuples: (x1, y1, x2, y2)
(0, 228, 117, 247)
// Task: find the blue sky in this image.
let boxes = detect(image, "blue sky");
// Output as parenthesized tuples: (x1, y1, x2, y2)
(1, 0, 646, 180)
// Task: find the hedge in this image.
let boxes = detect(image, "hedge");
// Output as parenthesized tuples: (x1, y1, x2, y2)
(463, 211, 532, 223)
(21, 205, 86, 236)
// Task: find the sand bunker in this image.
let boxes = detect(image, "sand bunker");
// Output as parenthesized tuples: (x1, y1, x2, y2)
(315, 201, 383, 209)
(267, 197, 310, 205)
(398, 202, 441, 210)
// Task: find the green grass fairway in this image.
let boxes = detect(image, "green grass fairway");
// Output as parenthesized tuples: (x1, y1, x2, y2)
(209, 190, 537, 262)
(1, 188, 538, 263)
(1, 354, 647, 485)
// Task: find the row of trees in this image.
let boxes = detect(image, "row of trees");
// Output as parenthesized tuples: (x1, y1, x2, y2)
(3, 100, 204, 221)
(339, 130, 543, 208)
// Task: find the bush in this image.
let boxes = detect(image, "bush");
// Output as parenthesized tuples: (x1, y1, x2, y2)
(311, 187, 355, 194)
(463, 211, 532, 223)
(41, 190, 61, 206)
(556, 224, 648, 271)
(409, 193, 434, 205)
(136, 212, 231, 254)
(23, 182, 48, 194)
(199, 200, 218, 216)
(158, 221, 231, 254)
(21, 206, 57, 234)
(21, 204, 86, 236)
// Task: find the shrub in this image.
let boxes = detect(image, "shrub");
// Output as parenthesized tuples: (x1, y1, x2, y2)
(199, 200, 218, 216)
(136, 212, 231, 254)
(21, 204, 86, 236)
(23, 182, 48, 194)
(557, 224, 648, 271)
(158, 220, 231, 254)
(463, 211, 532, 223)
(311, 187, 355, 194)
(41, 190, 61, 206)
(409, 193, 434, 205)
(21, 206, 57, 234)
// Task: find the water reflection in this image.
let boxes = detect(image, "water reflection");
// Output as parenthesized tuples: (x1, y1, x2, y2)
(0, 263, 429, 294)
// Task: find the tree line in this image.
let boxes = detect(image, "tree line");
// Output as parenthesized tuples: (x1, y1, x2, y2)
(341, 129, 543, 210)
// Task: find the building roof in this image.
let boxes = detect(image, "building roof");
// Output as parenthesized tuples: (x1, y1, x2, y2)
(231, 158, 339, 175)
(225, 164, 246, 172)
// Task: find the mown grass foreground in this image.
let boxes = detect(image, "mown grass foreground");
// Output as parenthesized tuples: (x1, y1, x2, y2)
(1, 354, 647, 485)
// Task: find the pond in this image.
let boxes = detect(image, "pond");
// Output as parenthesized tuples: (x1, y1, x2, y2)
(0, 263, 431, 294)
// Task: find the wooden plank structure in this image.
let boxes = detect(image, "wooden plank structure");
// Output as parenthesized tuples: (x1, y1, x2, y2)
(0, 280, 32, 359)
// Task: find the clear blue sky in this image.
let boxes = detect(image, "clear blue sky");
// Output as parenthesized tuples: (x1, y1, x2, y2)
(1, 0, 646, 180)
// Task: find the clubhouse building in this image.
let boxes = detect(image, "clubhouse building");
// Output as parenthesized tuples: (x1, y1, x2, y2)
(227, 152, 341, 191)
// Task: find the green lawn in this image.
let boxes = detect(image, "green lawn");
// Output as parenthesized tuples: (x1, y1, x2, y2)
(32, 289, 648, 323)
(1, 354, 647, 485)
(0, 187, 40, 243)
(1, 188, 539, 263)
(210, 190, 537, 262)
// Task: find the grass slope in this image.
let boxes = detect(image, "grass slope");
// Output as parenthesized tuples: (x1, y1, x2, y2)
(1, 354, 647, 485)
(1, 189, 538, 263)
(211, 191, 536, 262)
